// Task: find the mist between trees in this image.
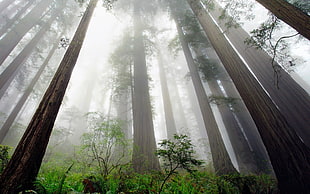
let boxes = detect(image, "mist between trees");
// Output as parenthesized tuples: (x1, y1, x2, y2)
(0, 0, 309, 193)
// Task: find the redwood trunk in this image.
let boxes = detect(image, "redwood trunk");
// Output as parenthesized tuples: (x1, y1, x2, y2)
(0, 1, 98, 193)
(0, 10, 59, 99)
(188, 0, 310, 192)
(0, 0, 35, 37)
(256, 0, 310, 40)
(175, 15, 237, 175)
(131, 0, 160, 173)
(157, 51, 177, 139)
(210, 2, 310, 147)
(0, 41, 59, 143)
(0, 0, 53, 66)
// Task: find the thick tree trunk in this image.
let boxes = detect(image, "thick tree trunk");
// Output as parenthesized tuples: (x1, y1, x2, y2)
(0, 10, 59, 99)
(256, 0, 310, 40)
(0, 1, 98, 193)
(0, 40, 59, 143)
(157, 51, 177, 139)
(188, 0, 310, 192)
(182, 8, 271, 174)
(131, 0, 160, 173)
(175, 16, 237, 175)
(194, 46, 272, 174)
(0, 0, 35, 37)
(0, 0, 53, 66)
(210, 2, 310, 147)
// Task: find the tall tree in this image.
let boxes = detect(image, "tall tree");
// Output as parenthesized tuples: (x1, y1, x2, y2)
(181, 11, 271, 174)
(171, 4, 237, 174)
(187, 0, 310, 192)
(0, 0, 53, 66)
(0, 41, 59, 143)
(131, 0, 160, 172)
(255, 0, 310, 40)
(157, 50, 177, 139)
(0, 7, 61, 99)
(110, 34, 133, 139)
(0, 0, 98, 192)
(168, 69, 189, 131)
(0, 0, 36, 37)
(210, 1, 310, 147)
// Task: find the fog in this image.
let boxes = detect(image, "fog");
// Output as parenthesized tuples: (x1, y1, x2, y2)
(0, 0, 309, 170)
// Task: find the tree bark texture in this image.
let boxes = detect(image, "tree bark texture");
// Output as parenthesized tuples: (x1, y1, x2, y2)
(0, 9, 59, 100)
(183, 9, 272, 174)
(174, 14, 237, 175)
(0, 0, 98, 193)
(132, 0, 160, 173)
(0, 40, 59, 143)
(188, 0, 310, 192)
(192, 37, 272, 174)
(210, 2, 310, 147)
(0, 0, 53, 66)
(256, 0, 310, 40)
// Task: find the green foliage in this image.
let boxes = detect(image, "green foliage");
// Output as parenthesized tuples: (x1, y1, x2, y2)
(79, 113, 131, 179)
(244, 14, 301, 78)
(195, 56, 219, 81)
(36, 154, 277, 194)
(287, 0, 310, 15)
(218, 0, 255, 30)
(157, 134, 204, 174)
(209, 95, 239, 107)
(109, 32, 133, 97)
(202, 0, 215, 11)
(0, 144, 11, 173)
(156, 134, 204, 193)
(37, 160, 85, 193)
(55, 163, 74, 194)
(168, 35, 182, 58)
(244, 15, 281, 50)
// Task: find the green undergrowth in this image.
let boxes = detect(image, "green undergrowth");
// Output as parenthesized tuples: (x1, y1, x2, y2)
(34, 158, 277, 194)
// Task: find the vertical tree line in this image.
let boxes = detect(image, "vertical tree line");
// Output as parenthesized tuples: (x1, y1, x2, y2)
(0, 0, 98, 192)
(0, 0, 309, 193)
(187, 0, 310, 192)
(131, 0, 160, 172)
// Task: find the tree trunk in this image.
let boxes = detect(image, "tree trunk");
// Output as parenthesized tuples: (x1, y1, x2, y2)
(157, 51, 177, 139)
(0, 40, 59, 143)
(0, 10, 59, 99)
(131, 0, 160, 173)
(210, 2, 310, 147)
(0, 0, 98, 193)
(169, 71, 189, 131)
(174, 14, 237, 175)
(193, 42, 272, 173)
(0, 0, 21, 28)
(116, 90, 130, 138)
(188, 0, 310, 192)
(0, 0, 35, 37)
(0, 0, 53, 66)
(256, 0, 310, 40)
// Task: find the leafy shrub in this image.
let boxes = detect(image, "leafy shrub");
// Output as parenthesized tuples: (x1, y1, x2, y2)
(156, 134, 204, 193)
(0, 144, 11, 173)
